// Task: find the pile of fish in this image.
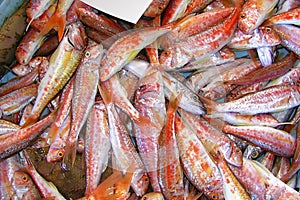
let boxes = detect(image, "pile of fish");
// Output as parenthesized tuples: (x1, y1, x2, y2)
(1, 0, 300, 199)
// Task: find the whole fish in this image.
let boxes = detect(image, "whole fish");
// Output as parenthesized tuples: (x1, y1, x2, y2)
(99, 25, 171, 81)
(84, 100, 110, 195)
(211, 152, 251, 200)
(65, 41, 104, 165)
(160, 8, 239, 69)
(158, 94, 185, 199)
(134, 66, 166, 192)
(175, 114, 224, 199)
(23, 21, 86, 127)
(202, 84, 300, 115)
(222, 124, 296, 157)
(99, 86, 149, 196)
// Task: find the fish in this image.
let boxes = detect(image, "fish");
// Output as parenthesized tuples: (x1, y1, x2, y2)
(134, 66, 166, 192)
(20, 151, 66, 200)
(175, 114, 224, 199)
(162, 0, 192, 25)
(64, 41, 105, 166)
(158, 94, 185, 199)
(99, 86, 150, 196)
(0, 111, 55, 160)
(211, 151, 251, 200)
(84, 100, 111, 195)
(160, 8, 239, 69)
(22, 21, 86, 127)
(99, 25, 171, 81)
(222, 124, 296, 157)
(202, 84, 300, 115)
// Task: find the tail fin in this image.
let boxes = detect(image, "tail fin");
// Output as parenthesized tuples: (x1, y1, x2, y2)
(198, 95, 219, 114)
(39, 12, 66, 41)
(21, 114, 39, 128)
(62, 140, 77, 167)
(89, 163, 134, 199)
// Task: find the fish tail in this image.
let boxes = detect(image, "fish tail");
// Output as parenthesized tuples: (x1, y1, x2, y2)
(39, 11, 66, 41)
(198, 95, 219, 114)
(21, 114, 39, 128)
(98, 84, 112, 105)
(63, 140, 77, 167)
(168, 93, 182, 111)
(47, 124, 60, 144)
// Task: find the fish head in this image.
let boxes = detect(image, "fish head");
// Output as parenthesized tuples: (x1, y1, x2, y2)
(258, 27, 281, 46)
(160, 46, 190, 70)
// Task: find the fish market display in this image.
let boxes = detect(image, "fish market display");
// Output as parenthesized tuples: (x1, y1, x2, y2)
(1, 0, 300, 199)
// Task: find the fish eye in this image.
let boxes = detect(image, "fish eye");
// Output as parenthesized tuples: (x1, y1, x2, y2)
(58, 151, 64, 158)
(143, 197, 147, 200)
(265, 27, 271, 33)
(85, 51, 91, 57)
(235, 149, 241, 153)
(251, 150, 259, 159)
(240, 14, 246, 19)
(158, 6, 163, 10)
(22, 175, 28, 182)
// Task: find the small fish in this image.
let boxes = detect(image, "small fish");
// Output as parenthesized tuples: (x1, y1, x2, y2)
(64, 41, 105, 166)
(84, 100, 111, 195)
(160, 8, 239, 69)
(20, 151, 66, 200)
(99, 86, 149, 196)
(175, 114, 224, 199)
(23, 22, 86, 127)
(184, 0, 214, 15)
(202, 84, 300, 115)
(99, 25, 171, 81)
(158, 94, 185, 199)
(222, 124, 296, 157)
(211, 151, 251, 200)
